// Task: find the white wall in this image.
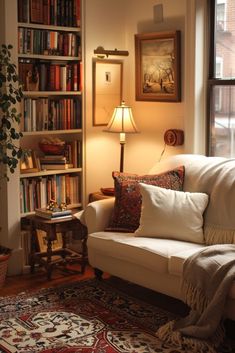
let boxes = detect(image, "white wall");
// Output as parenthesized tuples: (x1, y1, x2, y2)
(84, 0, 186, 200)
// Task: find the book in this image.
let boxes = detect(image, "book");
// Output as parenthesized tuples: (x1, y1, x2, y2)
(30, 0, 44, 24)
(35, 207, 72, 219)
(40, 163, 73, 170)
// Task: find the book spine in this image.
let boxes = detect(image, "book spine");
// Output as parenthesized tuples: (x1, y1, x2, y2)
(60, 66, 67, 91)
(75, 0, 80, 27)
(49, 65, 56, 91)
(72, 63, 78, 91)
(66, 64, 72, 91)
(43, 0, 50, 25)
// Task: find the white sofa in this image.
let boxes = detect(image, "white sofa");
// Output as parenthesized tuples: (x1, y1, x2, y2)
(83, 154, 235, 320)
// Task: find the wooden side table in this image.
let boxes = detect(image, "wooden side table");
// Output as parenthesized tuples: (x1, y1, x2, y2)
(26, 213, 87, 280)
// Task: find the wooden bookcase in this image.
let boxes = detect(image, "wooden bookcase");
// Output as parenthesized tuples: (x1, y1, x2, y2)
(17, 0, 84, 217)
(0, 0, 84, 274)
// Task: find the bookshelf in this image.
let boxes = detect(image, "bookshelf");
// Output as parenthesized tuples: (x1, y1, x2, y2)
(17, 0, 84, 219)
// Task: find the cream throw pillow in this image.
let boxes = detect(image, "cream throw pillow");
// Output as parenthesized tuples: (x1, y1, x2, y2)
(135, 183, 209, 244)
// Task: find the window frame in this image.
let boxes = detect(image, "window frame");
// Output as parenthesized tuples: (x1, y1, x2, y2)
(207, 0, 235, 156)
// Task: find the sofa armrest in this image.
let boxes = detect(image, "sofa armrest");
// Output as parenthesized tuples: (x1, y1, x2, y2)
(83, 198, 115, 234)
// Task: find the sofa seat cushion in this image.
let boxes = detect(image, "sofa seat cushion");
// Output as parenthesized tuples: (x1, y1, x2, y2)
(88, 232, 205, 275)
(169, 247, 235, 300)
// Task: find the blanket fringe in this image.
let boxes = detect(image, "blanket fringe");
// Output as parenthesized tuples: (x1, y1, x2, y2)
(156, 320, 222, 353)
(181, 280, 209, 314)
(205, 226, 235, 245)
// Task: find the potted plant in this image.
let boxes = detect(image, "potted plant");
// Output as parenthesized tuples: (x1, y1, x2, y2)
(0, 44, 24, 283)
(0, 44, 24, 179)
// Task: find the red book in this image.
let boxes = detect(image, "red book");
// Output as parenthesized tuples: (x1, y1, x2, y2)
(30, 0, 44, 24)
(79, 61, 82, 91)
(49, 65, 56, 90)
(58, 33, 63, 55)
(55, 65, 60, 91)
(43, 0, 50, 25)
(63, 33, 68, 56)
(75, 0, 80, 27)
(67, 99, 71, 129)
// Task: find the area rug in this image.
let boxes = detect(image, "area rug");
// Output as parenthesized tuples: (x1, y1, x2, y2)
(0, 278, 233, 353)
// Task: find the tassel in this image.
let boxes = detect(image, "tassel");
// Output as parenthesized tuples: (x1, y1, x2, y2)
(156, 320, 218, 353)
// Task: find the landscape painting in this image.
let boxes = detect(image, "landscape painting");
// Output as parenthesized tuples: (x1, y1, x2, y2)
(135, 31, 181, 102)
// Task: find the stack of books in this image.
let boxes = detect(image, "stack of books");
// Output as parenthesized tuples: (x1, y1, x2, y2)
(40, 155, 73, 170)
(35, 208, 73, 220)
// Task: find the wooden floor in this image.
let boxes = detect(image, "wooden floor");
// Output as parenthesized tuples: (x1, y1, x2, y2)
(0, 265, 96, 297)
(0, 263, 188, 316)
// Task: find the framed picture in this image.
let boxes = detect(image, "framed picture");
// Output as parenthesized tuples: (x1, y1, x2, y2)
(36, 230, 63, 252)
(20, 150, 39, 173)
(135, 31, 181, 102)
(93, 59, 123, 126)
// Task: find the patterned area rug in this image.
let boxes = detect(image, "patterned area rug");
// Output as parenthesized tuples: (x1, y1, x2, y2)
(0, 278, 233, 353)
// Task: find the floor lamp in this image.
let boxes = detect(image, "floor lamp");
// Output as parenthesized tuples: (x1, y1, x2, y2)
(104, 101, 139, 172)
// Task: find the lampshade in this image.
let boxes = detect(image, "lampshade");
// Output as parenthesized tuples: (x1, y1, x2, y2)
(103, 101, 139, 173)
(104, 101, 139, 134)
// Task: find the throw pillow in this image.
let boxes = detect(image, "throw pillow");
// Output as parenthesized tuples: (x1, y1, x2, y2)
(106, 166, 185, 232)
(135, 183, 209, 244)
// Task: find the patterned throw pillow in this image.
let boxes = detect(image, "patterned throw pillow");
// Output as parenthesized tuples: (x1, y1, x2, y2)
(106, 166, 185, 232)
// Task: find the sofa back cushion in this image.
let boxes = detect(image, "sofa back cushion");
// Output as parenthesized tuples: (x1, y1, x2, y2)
(106, 166, 185, 232)
(135, 183, 209, 244)
(149, 154, 235, 245)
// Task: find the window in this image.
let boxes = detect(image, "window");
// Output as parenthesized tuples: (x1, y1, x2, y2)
(208, 0, 235, 157)
(216, 0, 226, 31)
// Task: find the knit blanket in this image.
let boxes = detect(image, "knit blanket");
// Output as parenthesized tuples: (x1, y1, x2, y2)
(156, 244, 235, 353)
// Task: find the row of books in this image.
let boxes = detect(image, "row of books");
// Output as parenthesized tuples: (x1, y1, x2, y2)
(18, 28, 81, 57)
(20, 173, 81, 213)
(39, 140, 82, 169)
(18, 60, 81, 92)
(18, 0, 81, 27)
(39, 155, 73, 170)
(21, 97, 82, 131)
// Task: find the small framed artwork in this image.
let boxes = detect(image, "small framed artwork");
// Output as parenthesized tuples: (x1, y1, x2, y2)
(93, 59, 123, 126)
(135, 31, 181, 102)
(20, 150, 39, 173)
(36, 230, 63, 252)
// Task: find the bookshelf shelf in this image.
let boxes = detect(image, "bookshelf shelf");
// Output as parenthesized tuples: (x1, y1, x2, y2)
(18, 22, 81, 32)
(23, 91, 82, 97)
(18, 54, 80, 61)
(22, 129, 82, 136)
(20, 168, 82, 178)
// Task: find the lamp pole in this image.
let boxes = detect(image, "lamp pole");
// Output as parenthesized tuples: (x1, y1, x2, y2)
(119, 133, 126, 172)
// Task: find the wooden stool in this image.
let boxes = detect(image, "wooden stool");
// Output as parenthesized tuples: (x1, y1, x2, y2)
(26, 213, 87, 280)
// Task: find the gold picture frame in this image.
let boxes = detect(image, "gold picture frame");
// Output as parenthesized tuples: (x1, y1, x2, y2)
(20, 150, 39, 173)
(135, 31, 181, 102)
(36, 230, 63, 252)
(92, 59, 123, 126)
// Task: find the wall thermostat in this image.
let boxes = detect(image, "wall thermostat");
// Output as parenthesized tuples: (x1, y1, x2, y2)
(164, 129, 184, 146)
